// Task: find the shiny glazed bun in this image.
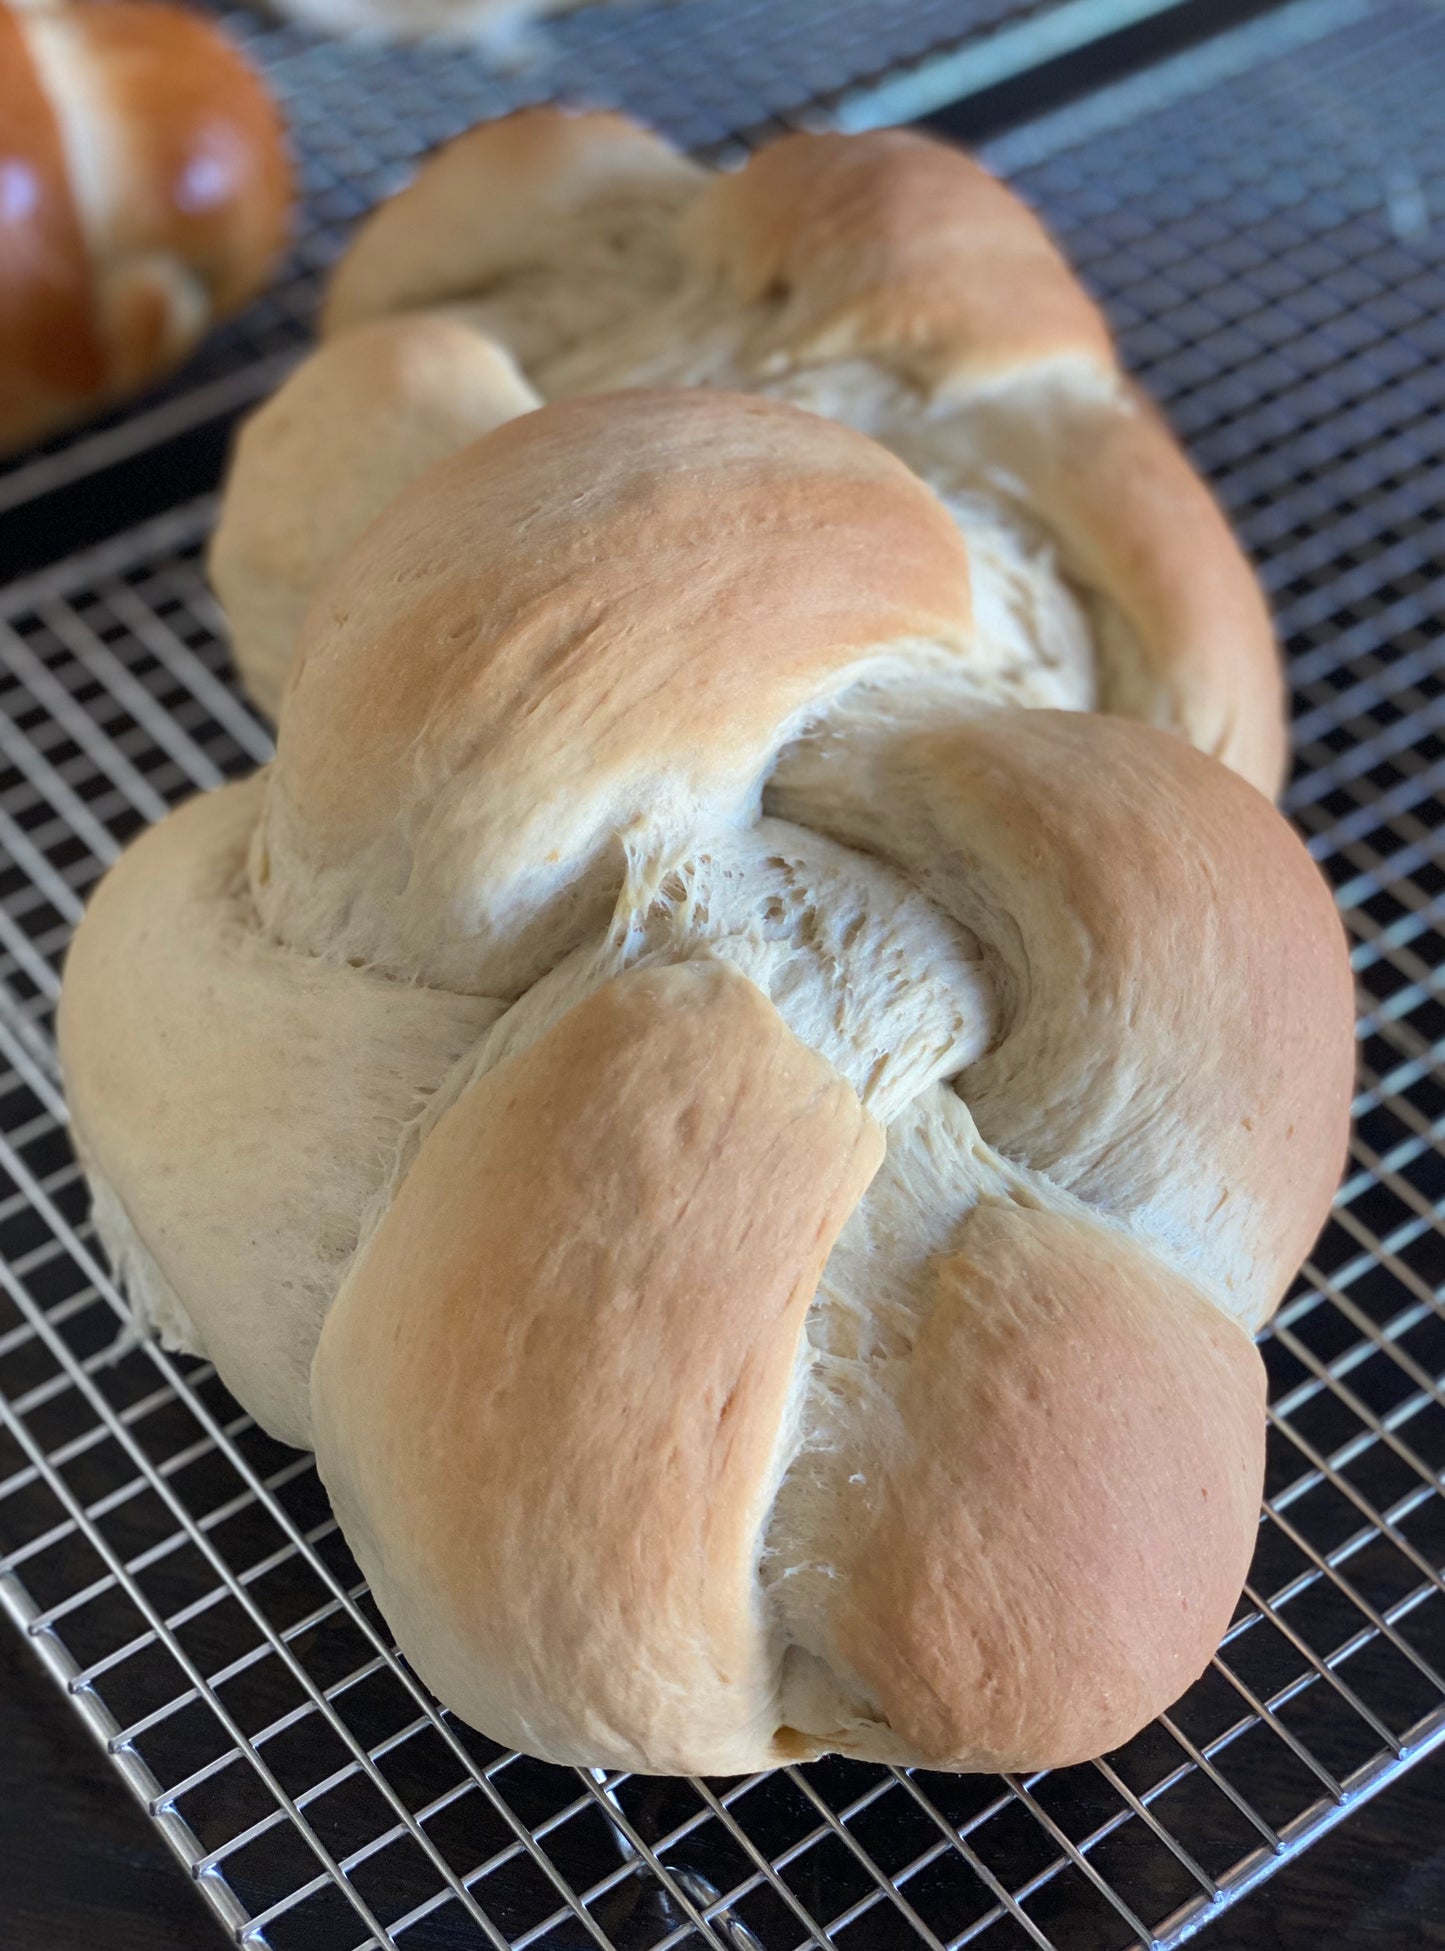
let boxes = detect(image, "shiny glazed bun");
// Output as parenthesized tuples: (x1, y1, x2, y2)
(0, 0, 291, 452)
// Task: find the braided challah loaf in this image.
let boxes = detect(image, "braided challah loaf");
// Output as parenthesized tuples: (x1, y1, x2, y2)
(0, 0, 291, 453)
(61, 387, 1355, 1774)
(213, 111, 1284, 800)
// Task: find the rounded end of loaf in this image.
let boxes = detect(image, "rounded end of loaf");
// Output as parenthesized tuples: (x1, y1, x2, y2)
(210, 314, 541, 718)
(58, 774, 502, 1450)
(686, 127, 1117, 392)
(821, 1199, 1269, 1772)
(315, 107, 1287, 797)
(321, 105, 700, 340)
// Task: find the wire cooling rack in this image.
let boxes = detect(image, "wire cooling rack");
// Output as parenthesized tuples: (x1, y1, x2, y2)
(4, 0, 1445, 1944)
(0, 0, 1105, 520)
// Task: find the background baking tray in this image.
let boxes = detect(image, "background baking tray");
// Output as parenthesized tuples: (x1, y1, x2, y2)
(2, 0, 1445, 1945)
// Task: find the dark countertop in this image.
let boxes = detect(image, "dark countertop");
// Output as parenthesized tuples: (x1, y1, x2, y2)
(3, 1622, 1444, 1951)
(0, 1625, 217, 1951)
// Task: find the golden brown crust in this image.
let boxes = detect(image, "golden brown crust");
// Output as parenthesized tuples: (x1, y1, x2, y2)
(687, 134, 1282, 792)
(688, 128, 1116, 389)
(0, 3, 104, 446)
(258, 388, 973, 994)
(64, 384, 1355, 1777)
(833, 1199, 1266, 1769)
(312, 961, 883, 1773)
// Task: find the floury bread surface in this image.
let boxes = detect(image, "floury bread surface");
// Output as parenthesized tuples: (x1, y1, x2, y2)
(212, 111, 1284, 801)
(62, 389, 1355, 1775)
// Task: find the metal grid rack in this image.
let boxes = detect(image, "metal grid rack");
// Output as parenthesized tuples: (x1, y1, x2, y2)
(0, 0, 1087, 519)
(3, 0, 1445, 1943)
